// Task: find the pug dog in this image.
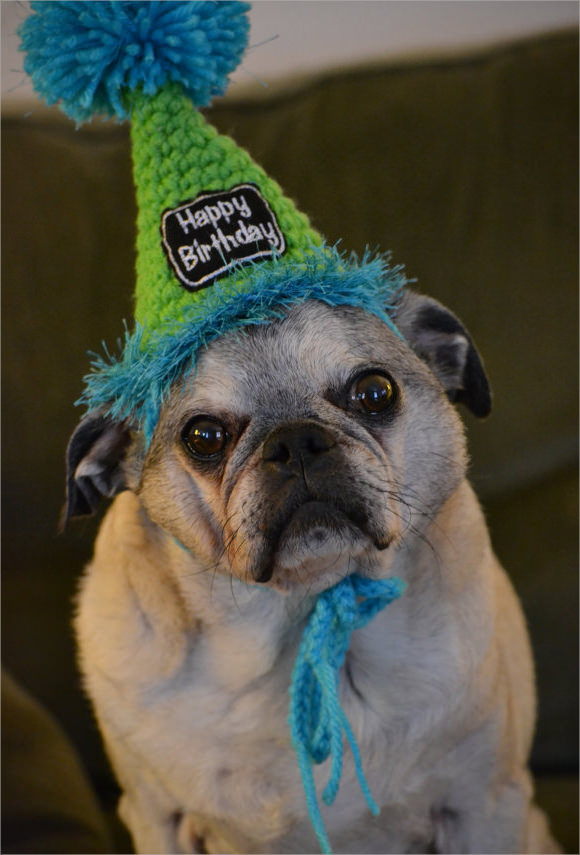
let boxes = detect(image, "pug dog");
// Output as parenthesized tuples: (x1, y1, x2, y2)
(67, 294, 559, 854)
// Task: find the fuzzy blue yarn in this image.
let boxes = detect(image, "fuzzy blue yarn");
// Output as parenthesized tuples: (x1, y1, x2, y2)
(77, 245, 408, 445)
(289, 573, 406, 854)
(19, 0, 250, 121)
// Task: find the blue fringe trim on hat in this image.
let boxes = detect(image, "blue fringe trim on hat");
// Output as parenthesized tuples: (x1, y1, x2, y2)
(77, 246, 409, 445)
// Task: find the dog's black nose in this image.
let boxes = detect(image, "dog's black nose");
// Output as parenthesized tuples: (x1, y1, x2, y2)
(262, 423, 335, 474)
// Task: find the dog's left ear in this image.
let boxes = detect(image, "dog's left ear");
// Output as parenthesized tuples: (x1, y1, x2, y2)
(394, 291, 492, 417)
(63, 411, 133, 526)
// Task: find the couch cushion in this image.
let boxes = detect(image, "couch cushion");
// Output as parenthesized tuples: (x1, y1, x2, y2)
(1, 670, 111, 854)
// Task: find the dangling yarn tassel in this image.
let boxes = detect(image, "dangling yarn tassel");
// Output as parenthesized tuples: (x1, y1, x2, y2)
(288, 573, 406, 853)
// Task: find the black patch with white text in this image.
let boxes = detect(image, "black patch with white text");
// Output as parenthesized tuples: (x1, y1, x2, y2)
(161, 184, 286, 291)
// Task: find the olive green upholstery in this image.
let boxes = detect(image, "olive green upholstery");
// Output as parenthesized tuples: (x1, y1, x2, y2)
(2, 30, 577, 853)
(1, 669, 113, 854)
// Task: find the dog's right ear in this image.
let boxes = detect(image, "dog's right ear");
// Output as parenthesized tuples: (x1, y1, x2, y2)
(64, 412, 133, 525)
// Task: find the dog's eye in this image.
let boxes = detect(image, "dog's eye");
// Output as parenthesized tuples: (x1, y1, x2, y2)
(182, 417, 228, 459)
(351, 372, 395, 414)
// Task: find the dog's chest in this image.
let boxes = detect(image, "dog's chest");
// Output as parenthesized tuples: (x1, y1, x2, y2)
(80, 550, 465, 851)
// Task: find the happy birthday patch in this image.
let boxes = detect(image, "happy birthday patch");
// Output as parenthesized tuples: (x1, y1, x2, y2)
(161, 184, 287, 291)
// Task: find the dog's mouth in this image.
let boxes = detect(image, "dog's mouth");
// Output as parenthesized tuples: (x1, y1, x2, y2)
(249, 497, 391, 585)
(281, 499, 367, 544)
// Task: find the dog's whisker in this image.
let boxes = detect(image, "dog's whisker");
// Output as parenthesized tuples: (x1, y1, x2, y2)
(389, 486, 456, 552)
(179, 515, 248, 585)
(228, 569, 242, 614)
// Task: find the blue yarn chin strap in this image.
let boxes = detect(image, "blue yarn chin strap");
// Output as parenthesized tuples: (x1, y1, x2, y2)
(288, 572, 406, 854)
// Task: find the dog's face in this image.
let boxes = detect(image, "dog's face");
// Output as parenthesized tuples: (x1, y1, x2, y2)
(66, 294, 491, 593)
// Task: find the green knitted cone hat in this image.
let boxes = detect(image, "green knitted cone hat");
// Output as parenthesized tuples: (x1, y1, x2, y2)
(20, 0, 407, 443)
(130, 83, 322, 334)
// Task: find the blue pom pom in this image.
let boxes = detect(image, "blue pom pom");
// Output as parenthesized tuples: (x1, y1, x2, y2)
(19, 0, 250, 121)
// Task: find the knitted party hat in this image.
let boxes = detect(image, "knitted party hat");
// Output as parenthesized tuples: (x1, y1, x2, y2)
(20, 0, 407, 444)
(20, 4, 407, 851)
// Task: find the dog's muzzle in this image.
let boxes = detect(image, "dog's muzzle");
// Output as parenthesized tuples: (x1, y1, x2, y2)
(247, 422, 390, 583)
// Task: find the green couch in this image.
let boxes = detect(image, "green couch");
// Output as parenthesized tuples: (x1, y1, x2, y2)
(2, 30, 578, 853)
